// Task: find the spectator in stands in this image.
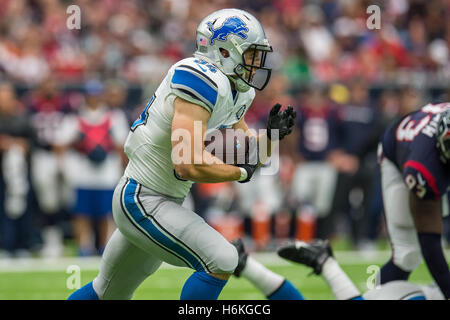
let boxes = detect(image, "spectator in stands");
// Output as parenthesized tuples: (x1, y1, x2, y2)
(399, 85, 426, 115)
(104, 79, 128, 111)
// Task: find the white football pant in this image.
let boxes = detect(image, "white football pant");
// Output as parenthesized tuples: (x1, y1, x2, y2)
(93, 176, 238, 299)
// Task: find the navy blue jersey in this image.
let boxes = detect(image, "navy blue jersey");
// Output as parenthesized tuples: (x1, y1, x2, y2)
(381, 103, 450, 201)
(339, 103, 378, 156)
(296, 104, 342, 161)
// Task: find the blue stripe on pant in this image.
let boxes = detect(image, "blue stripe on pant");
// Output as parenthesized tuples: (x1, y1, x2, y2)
(122, 179, 206, 272)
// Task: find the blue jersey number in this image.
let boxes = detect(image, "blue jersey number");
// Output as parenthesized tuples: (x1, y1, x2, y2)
(131, 94, 155, 132)
(194, 59, 217, 73)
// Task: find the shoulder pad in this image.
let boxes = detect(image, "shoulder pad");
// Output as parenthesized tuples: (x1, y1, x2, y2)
(170, 58, 229, 112)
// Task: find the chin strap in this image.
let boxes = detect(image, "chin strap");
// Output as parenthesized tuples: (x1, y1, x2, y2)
(228, 75, 251, 92)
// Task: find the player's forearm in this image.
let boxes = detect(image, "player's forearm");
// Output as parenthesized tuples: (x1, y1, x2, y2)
(194, 163, 242, 182)
(418, 232, 450, 299)
(174, 162, 241, 183)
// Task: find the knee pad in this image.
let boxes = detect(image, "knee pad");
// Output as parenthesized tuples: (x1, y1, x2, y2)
(208, 242, 238, 274)
(393, 245, 422, 272)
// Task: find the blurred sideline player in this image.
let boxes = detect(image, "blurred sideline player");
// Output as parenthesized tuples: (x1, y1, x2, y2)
(0, 83, 35, 256)
(232, 74, 294, 249)
(234, 172, 284, 249)
(25, 76, 74, 257)
(68, 9, 296, 300)
(232, 238, 444, 300)
(378, 103, 450, 299)
(290, 85, 357, 239)
(55, 80, 129, 256)
(333, 79, 378, 247)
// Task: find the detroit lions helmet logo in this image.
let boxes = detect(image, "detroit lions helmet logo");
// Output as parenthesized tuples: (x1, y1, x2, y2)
(207, 16, 249, 45)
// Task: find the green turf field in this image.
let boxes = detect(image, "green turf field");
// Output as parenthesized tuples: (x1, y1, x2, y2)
(0, 250, 437, 300)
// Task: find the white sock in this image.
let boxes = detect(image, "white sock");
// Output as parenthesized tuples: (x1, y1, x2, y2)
(321, 257, 361, 300)
(241, 256, 285, 296)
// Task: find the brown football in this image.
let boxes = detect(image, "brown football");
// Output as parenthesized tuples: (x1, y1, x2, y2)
(204, 128, 250, 166)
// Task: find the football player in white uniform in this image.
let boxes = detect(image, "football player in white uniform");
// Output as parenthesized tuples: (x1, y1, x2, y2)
(68, 8, 296, 300)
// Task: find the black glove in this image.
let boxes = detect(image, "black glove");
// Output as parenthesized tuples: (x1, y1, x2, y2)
(266, 103, 296, 141)
(236, 163, 258, 183)
(237, 135, 259, 183)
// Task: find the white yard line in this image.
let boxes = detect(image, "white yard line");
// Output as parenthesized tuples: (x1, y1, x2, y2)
(0, 249, 448, 273)
(0, 256, 102, 272)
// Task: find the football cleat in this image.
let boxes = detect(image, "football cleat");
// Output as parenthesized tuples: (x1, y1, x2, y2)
(277, 239, 333, 275)
(231, 238, 248, 277)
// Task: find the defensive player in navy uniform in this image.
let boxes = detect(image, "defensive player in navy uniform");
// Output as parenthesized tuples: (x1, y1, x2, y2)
(377, 103, 450, 299)
(68, 9, 296, 300)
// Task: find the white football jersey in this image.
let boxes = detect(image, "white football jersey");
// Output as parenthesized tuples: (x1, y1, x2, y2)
(124, 56, 255, 198)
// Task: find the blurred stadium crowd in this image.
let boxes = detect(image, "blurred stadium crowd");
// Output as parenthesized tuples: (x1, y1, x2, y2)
(0, 0, 450, 257)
